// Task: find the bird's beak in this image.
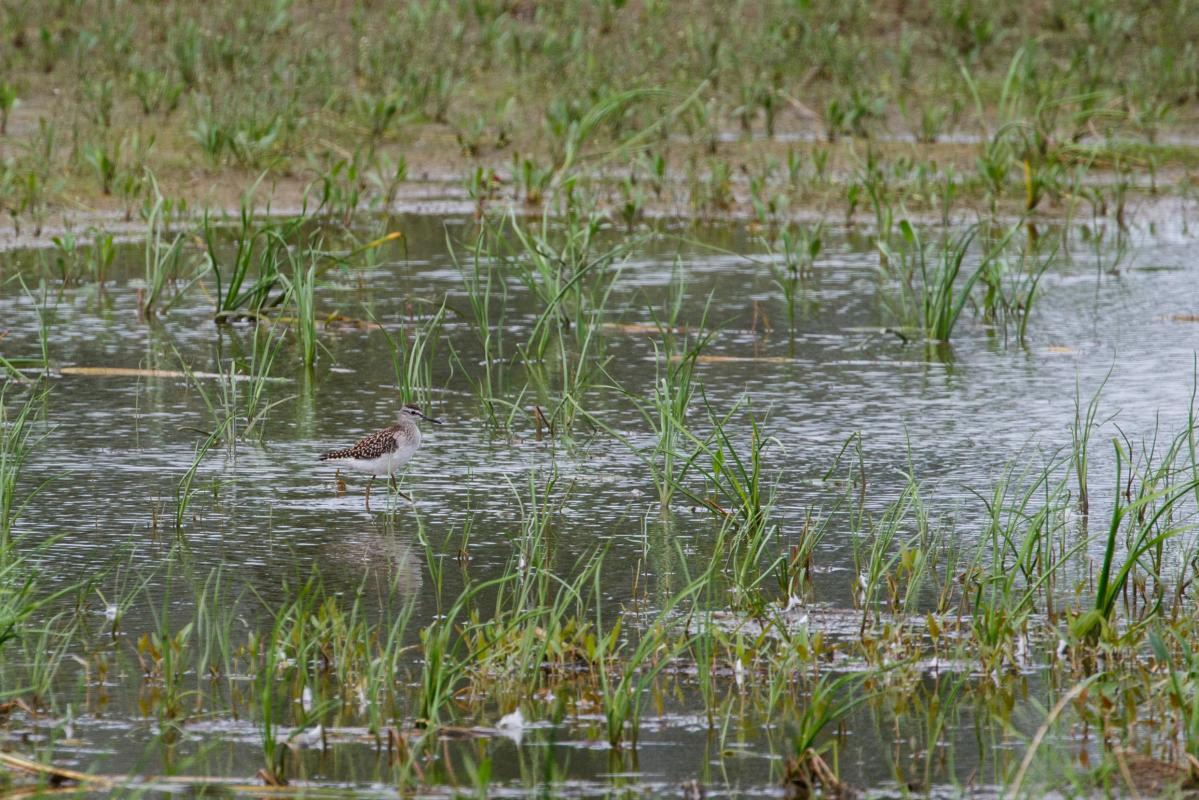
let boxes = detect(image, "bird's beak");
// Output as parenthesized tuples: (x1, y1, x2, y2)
(420, 410, 444, 425)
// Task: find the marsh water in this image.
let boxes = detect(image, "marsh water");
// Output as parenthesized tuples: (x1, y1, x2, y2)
(2, 208, 1199, 797)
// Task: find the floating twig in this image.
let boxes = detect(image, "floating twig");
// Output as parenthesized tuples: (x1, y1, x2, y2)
(54, 366, 291, 383)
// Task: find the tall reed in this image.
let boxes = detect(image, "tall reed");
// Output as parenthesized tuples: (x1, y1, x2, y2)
(0, 384, 50, 545)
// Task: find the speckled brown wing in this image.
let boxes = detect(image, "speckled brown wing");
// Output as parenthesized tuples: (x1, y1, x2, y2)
(320, 426, 400, 461)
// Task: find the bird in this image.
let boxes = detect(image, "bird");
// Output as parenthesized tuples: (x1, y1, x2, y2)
(319, 404, 442, 509)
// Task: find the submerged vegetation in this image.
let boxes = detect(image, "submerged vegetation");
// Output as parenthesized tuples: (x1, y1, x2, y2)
(3, 350, 1199, 796)
(1, 1, 1198, 798)
(1, 208, 1199, 796)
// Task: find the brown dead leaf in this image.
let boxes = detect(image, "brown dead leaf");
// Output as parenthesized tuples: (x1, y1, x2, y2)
(601, 322, 688, 335)
(675, 354, 793, 364)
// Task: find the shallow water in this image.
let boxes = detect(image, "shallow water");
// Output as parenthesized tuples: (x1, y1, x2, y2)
(1, 211, 1197, 796)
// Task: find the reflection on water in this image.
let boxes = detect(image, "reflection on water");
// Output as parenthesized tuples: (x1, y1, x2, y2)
(322, 519, 422, 597)
(0, 213, 1198, 794)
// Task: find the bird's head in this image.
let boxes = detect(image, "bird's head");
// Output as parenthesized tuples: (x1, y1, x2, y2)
(401, 404, 443, 424)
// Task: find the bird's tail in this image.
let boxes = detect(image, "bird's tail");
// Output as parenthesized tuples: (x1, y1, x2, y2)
(319, 449, 352, 461)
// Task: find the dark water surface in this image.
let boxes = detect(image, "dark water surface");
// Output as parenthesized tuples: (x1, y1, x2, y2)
(1, 212, 1197, 796)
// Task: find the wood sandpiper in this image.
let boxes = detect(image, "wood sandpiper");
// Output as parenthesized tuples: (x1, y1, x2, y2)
(319, 404, 442, 509)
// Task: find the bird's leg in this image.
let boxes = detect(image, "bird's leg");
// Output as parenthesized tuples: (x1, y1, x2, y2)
(364, 475, 374, 511)
(390, 473, 412, 503)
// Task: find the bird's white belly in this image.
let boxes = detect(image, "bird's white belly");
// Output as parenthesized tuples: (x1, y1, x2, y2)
(331, 448, 414, 476)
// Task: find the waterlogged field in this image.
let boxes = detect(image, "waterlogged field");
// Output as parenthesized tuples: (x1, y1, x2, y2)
(0, 200, 1198, 798)
(1, 0, 1199, 796)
